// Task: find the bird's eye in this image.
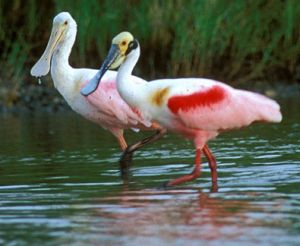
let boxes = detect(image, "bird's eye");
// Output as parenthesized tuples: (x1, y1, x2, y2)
(64, 21, 68, 25)
(121, 41, 127, 46)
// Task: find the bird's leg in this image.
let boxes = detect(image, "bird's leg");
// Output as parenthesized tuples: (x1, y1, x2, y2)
(117, 135, 128, 152)
(120, 128, 167, 174)
(117, 135, 130, 174)
(202, 144, 218, 192)
(164, 149, 202, 187)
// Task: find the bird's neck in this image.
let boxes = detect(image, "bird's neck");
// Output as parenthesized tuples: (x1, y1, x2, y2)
(50, 30, 77, 98)
(116, 47, 144, 107)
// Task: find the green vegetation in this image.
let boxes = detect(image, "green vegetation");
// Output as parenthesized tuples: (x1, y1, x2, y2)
(0, 0, 300, 109)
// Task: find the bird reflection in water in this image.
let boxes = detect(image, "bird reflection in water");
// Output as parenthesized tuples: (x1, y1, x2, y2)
(91, 188, 259, 241)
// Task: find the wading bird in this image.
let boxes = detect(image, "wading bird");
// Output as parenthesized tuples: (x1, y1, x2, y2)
(30, 12, 166, 167)
(81, 32, 282, 188)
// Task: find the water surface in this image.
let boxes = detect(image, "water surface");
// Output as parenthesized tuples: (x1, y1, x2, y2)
(0, 98, 299, 245)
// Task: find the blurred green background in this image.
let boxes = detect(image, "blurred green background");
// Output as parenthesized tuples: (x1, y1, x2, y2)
(0, 0, 299, 111)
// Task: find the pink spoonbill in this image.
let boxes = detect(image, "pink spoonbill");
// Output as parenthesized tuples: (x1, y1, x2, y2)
(81, 32, 282, 188)
(30, 13, 166, 169)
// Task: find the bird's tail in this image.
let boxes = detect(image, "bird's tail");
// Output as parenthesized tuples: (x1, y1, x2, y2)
(237, 90, 282, 123)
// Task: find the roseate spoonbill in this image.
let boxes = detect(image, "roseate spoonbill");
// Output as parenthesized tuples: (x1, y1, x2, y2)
(81, 32, 282, 188)
(30, 13, 166, 168)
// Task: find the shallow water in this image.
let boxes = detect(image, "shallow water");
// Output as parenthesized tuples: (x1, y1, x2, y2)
(0, 98, 299, 245)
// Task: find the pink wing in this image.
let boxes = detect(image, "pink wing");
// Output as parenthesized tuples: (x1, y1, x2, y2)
(167, 83, 282, 131)
(83, 78, 151, 128)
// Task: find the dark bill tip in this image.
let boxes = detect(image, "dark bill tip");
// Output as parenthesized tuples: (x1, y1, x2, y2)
(80, 44, 119, 96)
(80, 74, 100, 96)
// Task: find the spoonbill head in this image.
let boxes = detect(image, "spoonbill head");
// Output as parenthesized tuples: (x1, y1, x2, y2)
(82, 31, 282, 189)
(31, 12, 76, 78)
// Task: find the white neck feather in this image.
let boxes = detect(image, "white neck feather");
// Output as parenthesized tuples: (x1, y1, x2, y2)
(116, 46, 145, 107)
(50, 26, 76, 97)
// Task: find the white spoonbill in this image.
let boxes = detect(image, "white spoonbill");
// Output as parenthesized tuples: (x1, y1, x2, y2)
(81, 32, 282, 188)
(30, 12, 166, 167)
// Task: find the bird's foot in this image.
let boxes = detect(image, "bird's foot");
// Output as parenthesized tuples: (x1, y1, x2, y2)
(158, 181, 173, 190)
(119, 151, 133, 175)
(159, 180, 218, 191)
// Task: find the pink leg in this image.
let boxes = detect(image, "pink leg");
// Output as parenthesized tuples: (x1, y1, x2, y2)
(202, 145, 218, 184)
(166, 149, 202, 186)
(202, 144, 218, 191)
(117, 135, 128, 151)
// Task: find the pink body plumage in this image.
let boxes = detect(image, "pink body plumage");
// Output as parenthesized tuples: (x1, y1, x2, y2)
(164, 80, 282, 148)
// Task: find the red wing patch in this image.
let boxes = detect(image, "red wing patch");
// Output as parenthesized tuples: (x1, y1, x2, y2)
(167, 85, 226, 114)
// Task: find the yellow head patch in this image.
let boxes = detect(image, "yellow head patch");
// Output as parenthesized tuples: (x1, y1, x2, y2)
(112, 32, 134, 55)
